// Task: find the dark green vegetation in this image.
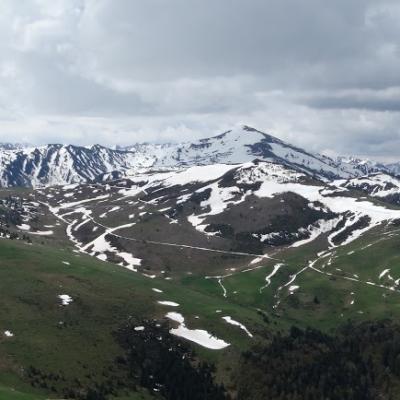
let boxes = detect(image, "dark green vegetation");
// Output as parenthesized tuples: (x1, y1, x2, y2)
(237, 321, 400, 400)
(115, 320, 228, 400)
(0, 195, 33, 243)
(0, 383, 45, 400)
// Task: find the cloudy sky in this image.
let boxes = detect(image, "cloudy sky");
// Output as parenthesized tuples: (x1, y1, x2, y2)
(0, 0, 400, 159)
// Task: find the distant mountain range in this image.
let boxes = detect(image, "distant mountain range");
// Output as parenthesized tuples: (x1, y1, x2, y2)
(0, 125, 398, 187)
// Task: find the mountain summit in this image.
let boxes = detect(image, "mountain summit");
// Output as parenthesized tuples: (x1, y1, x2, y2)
(0, 126, 395, 187)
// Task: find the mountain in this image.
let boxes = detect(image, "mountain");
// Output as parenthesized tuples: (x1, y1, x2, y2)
(337, 156, 392, 175)
(133, 126, 362, 179)
(3, 127, 400, 399)
(0, 144, 141, 187)
(0, 142, 30, 151)
(340, 172, 400, 205)
(0, 125, 388, 188)
(385, 161, 400, 176)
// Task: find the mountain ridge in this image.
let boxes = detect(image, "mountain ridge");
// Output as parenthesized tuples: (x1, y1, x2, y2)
(0, 125, 398, 187)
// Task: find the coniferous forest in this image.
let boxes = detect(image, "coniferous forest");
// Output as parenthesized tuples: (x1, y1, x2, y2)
(236, 320, 400, 400)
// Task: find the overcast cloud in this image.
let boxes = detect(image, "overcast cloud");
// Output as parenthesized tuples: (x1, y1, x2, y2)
(0, 0, 400, 159)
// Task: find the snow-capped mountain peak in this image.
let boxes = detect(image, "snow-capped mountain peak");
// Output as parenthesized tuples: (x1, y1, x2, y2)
(0, 125, 396, 187)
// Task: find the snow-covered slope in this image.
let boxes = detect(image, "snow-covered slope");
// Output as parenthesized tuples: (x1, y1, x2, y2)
(385, 162, 400, 177)
(125, 126, 362, 180)
(337, 156, 391, 176)
(0, 125, 395, 187)
(0, 144, 143, 187)
(339, 173, 400, 205)
(16, 159, 400, 274)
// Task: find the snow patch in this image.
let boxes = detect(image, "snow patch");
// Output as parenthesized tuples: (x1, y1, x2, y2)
(134, 326, 145, 331)
(17, 224, 30, 231)
(58, 294, 73, 306)
(30, 230, 54, 236)
(158, 301, 180, 307)
(166, 312, 230, 350)
(288, 285, 299, 294)
(259, 263, 283, 292)
(222, 316, 253, 338)
(379, 269, 391, 279)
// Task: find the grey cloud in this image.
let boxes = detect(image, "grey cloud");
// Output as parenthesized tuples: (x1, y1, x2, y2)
(302, 88, 400, 112)
(0, 0, 399, 160)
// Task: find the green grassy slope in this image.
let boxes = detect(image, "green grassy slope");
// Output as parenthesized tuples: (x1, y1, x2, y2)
(0, 238, 265, 398)
(2, 220, 400, 397)
(181, 224, 400, 332)
(0, 385, 44, 400)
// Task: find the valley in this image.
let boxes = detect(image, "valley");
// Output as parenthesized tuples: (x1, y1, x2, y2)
(2, 127, 400, 399)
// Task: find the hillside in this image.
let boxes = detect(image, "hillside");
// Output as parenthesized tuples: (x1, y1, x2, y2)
(2, 127, 400, 398)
